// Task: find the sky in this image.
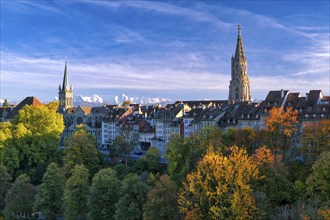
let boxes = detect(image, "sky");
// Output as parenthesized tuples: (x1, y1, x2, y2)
(1, 0, 329, 103)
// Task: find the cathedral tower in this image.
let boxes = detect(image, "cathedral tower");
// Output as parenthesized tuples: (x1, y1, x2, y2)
(58, 61, 73, 113)
(228, 25, 251, 103)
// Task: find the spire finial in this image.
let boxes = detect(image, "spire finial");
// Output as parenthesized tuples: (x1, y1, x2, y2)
(238, 24, 241, 36)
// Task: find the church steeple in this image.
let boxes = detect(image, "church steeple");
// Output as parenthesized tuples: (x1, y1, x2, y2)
(234, 24, 246, 62)
(228, 25, 251, 103)
(58, 61, 73, 113)
(62, 61, 68, 91)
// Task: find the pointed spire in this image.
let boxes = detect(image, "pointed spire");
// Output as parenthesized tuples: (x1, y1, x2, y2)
(234, 24, 246, 61)
(62, 60, 68, 91)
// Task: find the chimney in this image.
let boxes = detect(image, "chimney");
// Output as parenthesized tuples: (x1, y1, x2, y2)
(281, 89, 284, 98)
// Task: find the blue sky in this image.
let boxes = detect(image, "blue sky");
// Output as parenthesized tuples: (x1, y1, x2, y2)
(1, 0, 329, 103)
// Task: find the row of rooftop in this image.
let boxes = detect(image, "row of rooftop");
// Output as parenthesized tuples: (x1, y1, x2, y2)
(1, 89, 329, 157)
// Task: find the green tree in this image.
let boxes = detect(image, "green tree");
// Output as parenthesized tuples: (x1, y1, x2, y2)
(135, 147, 161, 174)
(87, 168, 121, 220)
(64, 127, 101, 176)
(2, 99, 9, 107)
(114, 174, 150, 220)
(4, 174, 37, 219)
(0, 165, 12, 212)
(143, 175, 179, 220)
(165, 129, 215, 185)
(178, 146, 262, 219)
(34, 163, 64, 220)
(63, 164, 90, 220)
(305, 151, 330, 208)
(111, 131, 135, 167)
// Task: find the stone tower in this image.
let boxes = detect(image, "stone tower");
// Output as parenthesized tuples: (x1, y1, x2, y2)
(228, 25, 251, 103)
(58, 61, 73, 113)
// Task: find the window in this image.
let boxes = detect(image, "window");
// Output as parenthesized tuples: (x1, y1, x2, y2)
(235, 87, 239, 100)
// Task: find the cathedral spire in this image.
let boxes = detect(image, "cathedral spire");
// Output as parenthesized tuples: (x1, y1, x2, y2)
(62, 60, 68, 91)
(234, 24, 246, 61)
(228, 24, 251, 103)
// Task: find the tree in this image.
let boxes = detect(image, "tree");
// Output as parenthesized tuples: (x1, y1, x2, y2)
(111, 128, 135, 167)
(166, 130, 212, 185)
(135, 147, 161, 174)
(265, 107, 298, 161)
(114, 174, 150, 220)
(143, 175, 179, 220)
(63, 164, 90, 220)
(178, 146, 262, 219)
(0, 165, 12, 212)
(0, 105, 64, 181)
(64, 127, 101, 176)
(301, 120, 330, 162)
(34, 162, 65, 220)
(87, 168, 120, 220)
(2, 99, 9, 107)
(305, 151, 330, 208)
(4, 174, 37, 219)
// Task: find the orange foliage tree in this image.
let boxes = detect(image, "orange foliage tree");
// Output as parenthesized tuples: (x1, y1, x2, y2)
(265, 107, 299, 161)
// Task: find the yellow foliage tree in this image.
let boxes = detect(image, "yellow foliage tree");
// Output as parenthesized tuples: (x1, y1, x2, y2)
(178, 146, 269, 220)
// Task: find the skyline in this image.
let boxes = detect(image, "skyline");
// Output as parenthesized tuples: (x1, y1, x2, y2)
(1, 1, 329, 103)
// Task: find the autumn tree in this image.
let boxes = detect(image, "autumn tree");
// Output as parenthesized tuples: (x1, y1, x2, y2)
(143, 175, 179, 220)
(4, 174, 37, 219)
(63, 164, 90, 220)
(34, 162, 65, 220)
(64, 127, 102, 176)
(114, 174, 150, 220)
(265, 107, 298, 161)
(87, 168, 121, 220)
(178, 146, 264, 219)
(0, 165, 12, 212)
(301, 120, 330, 162)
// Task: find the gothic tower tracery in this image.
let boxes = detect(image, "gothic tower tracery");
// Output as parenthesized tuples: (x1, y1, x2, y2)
(228, 24, 251, 103)
(58, 61, 73, 113)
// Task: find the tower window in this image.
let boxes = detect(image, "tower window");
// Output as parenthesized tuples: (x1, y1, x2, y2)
(235, 88, 239, 100)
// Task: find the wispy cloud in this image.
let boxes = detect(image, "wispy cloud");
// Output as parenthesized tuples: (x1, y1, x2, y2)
(88, 1, 233, 29)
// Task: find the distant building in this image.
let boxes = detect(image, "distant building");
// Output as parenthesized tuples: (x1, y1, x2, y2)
(228, 24, 251, 103)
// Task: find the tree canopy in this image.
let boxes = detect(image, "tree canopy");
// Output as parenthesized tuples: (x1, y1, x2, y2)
(178, 146, 267, 219)
(114, 174, 150, 220)
(87, 168, 121, 220)
(63, 164, 90, 220)
(4, 174, 37, 220)
(34, 162, 65, 220)
(143, 175, 179, 220)
(64, 127, 101, 176)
